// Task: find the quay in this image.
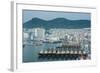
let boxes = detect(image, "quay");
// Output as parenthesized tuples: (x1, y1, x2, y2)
(38, 48, 88, 60)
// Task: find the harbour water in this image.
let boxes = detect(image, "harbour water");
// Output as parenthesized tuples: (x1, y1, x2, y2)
(23, 42, 90, 62)
(23, 42, 62, 62)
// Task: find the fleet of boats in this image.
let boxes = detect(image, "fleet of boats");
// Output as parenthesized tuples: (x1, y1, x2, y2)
(38, 45, 88, 60)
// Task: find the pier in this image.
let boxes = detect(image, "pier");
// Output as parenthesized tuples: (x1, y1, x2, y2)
(38, 48, 88, 60)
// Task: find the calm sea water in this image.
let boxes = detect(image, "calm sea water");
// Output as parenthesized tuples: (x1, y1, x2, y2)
(23, 42, 62, 62)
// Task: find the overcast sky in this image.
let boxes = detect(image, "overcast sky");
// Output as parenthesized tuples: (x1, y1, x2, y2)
(23, 10, 91, 23)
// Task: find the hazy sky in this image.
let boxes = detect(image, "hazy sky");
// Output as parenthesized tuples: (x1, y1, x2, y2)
(23, 10, 91, 23)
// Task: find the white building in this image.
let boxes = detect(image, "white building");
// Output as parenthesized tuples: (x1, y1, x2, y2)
(23, 32, 29, 40)
(33, 28, 45, 41)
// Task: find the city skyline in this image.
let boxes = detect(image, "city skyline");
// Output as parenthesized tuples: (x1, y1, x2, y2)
(23, 27, 91, 62)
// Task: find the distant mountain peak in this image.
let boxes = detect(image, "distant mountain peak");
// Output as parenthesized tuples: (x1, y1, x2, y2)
(23, 18, 90, 29)
(32, 17, 42, 20)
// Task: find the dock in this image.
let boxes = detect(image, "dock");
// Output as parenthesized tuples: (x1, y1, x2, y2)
(38, 48, 88, 60)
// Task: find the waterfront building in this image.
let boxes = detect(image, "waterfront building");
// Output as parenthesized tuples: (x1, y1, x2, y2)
(34, 28, 45, 41)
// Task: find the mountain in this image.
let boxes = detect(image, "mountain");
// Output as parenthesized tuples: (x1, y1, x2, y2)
(23, 18, 91, 29)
